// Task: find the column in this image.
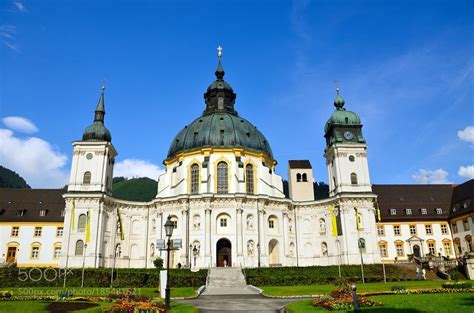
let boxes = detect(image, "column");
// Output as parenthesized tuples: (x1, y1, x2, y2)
(181, 207, 188, 260)
(258, 206, 266, 257)
(205, 208, 211, 259)
(237, 208, 243, 256)
(282, 212, 289, 257)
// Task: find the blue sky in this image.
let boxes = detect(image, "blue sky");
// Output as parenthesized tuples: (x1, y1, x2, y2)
(0, 0, 473, 188)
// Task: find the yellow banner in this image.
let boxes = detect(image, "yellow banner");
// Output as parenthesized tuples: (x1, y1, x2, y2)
(355, 208, 360, 230)
(71, 200, 75, 230)
(117, 208, 124, 240)
(85, 210, 91, 243)
(330, 206, 338, 237)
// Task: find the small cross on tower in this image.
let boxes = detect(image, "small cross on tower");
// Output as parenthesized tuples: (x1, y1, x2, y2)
(217, 46, 223, 60)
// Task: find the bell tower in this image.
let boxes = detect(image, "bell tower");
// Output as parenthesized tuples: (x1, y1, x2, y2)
(67, 86, 117, 194)
(324, 88, 371, 196)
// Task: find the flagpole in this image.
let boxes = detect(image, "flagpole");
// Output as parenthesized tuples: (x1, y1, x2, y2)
(81, 212, 88, 288)
(63, 200, 74, 288)
(111, 208, 117, 287)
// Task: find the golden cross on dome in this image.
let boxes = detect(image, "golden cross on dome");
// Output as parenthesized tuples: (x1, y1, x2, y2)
(217, 46, 223, 60)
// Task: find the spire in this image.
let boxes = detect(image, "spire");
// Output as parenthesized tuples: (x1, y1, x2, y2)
(333, 81, 345, 110)
(94, 84, 105, 122)
(215, 45, 225, 79)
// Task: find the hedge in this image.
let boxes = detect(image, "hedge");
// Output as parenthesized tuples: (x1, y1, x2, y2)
(0, 267, 207, 288)
(243, 264, 428, 286)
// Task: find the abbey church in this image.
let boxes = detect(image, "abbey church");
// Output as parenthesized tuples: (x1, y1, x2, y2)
(1, 50, 472, 269)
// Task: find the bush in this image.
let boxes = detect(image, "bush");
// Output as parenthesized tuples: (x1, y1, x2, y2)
(0, 291, 12, 299)
(390, 285, 406, 291)
(442, 281, 472, 289)
(0, 267, 207, 288)
(243, 264, 418, 286)
(153, 257, 164, 270)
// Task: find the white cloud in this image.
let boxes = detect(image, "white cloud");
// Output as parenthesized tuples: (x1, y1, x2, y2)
(114, 159, 164, 180)
(458, 165, 474, 180)
(457, 126, 474, 144)
(2, 116, 39, 134)
(412, 168, 450, 184)
(0, 24, 18, 52)
(13, 1, 27, 13)
(0, 129, 68, 188)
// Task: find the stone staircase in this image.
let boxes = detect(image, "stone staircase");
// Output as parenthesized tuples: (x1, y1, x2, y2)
(202, 267, 259, 295)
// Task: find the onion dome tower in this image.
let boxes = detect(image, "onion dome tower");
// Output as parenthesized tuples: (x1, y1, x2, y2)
(82, 86, 112, 142)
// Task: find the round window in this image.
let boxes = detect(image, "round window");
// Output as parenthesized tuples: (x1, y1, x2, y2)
(349, 155, 355, 162)
(86, 153, 93, 160)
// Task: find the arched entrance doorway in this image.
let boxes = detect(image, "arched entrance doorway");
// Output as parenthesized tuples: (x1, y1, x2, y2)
(268, 239, 280, 265)
(413, 245, 421, 257)
(216, 238, 231, 267)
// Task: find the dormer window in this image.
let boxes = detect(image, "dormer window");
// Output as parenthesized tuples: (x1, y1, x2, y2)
(405, 209, 412, 215)
(17, 209, 26, 216)
(436, 208, 443, 215)
(39, 209, 47, 217)
(390, 209, 397, 215)
(421, 208, 427, 215)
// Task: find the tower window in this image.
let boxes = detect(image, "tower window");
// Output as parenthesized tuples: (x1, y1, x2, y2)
(217, 161, 228, 193)
(75, 240, 84, 256)
(190, 163, 199, 194)
(246, 164, 255, 194)
(296, 173, 302, 182)
(349, 155, 355, 162)
(350, 173, 358, 185)
(83, 171, 91, 185)
(218, 96, 224, 109)
(302, 173, 308, 182)
(78, 214, 87, 232)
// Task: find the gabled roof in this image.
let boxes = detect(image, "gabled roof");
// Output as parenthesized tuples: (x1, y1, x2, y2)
(0, 189, 65, 222)
(449, 179, 474, 219)
(373, 184, 453, 222)
(288, 160, 312, 169)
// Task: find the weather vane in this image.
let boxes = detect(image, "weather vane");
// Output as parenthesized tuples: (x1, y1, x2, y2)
(217, 46, 222, 61)
(334, 80, 340, 94)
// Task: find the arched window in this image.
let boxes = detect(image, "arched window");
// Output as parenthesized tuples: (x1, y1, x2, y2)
(115, 244, 122, 257)
(296, 173, 302, 182)
(190, 163, 199, 194)
(302, 173, 308, 182)
(350, 173, 358, 185)
(246, 164, 254, 194)
(75, 240, 84, 256)
(78, 214, 86, 232)
(150, 244, 155, 257)
(268, 215, 278, 231)
(83, 171, 91, 185)
(217, 162, 228, 193)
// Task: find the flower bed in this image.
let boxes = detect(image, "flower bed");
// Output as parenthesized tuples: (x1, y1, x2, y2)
(442, 281, 472, 289)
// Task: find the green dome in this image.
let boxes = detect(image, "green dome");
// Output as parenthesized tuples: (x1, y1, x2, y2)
(324, 109, 361, 133)
(83, 121, 112, 141)
(167, 112, 274, 160)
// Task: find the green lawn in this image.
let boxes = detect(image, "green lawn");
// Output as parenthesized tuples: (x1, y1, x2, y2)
(261, 280, 459, 296)
(0, 301, 194, 313)
(286, 292, 474, 312)
(0, 287, 196, 298)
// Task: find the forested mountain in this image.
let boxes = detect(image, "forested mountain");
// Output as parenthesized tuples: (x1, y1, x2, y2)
(112, 177, 157, 202)
(0, 166, 31, 188)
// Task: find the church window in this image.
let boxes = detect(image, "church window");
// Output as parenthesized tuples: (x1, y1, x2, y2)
(75, 240, 84, 256)
(220, 218, 227, 227)
(190, 163, 199, 194)
(217, 161, 228, 193)
(409, 225, 417, 235)
(302, 173, 308, 182)
(78, 214, 87, 232)
(83, 171, 91, 185)
(115, 244, 122, 257)
(245, 164, 254, 194)
(350, 173, 358, 185)
(345, 117, 349, 123)
(296, 173, 302, 182)
(425, 224, 433, 235)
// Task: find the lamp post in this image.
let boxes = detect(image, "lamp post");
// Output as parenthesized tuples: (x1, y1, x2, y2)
(81, 243, 87, 288)
(164, 217, 174, 312)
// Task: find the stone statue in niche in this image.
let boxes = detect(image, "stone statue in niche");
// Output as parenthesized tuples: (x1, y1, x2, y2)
(319, 219, 326, 234)
(247, 215, 254, 230)
(193, 241, 201, 255)
(193, 215, 200, 230)
(289, 242, 295, 257)
(247, 240, 254, 256)
(321, 243, 328, 256)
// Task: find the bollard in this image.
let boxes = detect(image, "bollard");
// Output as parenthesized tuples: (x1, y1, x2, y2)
(351, 284, 359, 312)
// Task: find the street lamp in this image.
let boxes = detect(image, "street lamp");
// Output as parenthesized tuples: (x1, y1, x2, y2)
(164, 216, 174, 312)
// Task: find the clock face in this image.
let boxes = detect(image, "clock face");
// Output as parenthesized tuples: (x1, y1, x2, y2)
(344, 131, 354, 140)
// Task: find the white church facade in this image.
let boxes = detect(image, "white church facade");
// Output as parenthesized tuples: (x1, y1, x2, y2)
(57, 51, 380, 269)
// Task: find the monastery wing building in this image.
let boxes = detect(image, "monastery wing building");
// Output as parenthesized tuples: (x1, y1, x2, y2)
(1, 51, 472, 269)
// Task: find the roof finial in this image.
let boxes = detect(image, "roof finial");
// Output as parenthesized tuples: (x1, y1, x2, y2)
(217, 45, 223, 61)
(333, 80, 345, 110)
(101, 79, 106, 92)
(334, 80, 340, 95)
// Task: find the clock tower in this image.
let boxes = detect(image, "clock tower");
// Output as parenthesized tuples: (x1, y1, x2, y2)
(324, 88, 371, 196)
